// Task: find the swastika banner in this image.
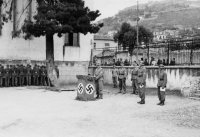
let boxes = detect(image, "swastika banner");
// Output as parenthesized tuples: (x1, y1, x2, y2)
(76, 75, 96, 101)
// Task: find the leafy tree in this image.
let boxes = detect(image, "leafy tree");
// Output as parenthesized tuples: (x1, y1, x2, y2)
(114, 22, 153, 55)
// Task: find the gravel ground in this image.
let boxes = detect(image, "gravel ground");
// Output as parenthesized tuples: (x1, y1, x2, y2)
(0, 86, 199, 137)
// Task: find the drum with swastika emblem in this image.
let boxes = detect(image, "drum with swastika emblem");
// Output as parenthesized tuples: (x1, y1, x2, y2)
(76, 75, 96, 101)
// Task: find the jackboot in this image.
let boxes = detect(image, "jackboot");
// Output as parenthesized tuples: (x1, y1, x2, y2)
(99, 94, 103, 99)
(96, 94, 99, 99)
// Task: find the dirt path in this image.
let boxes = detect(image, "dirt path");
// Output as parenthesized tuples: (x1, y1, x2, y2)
(0, 87, 199, 137)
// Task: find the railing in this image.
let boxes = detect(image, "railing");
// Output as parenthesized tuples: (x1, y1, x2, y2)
(90, 38, 200, 66)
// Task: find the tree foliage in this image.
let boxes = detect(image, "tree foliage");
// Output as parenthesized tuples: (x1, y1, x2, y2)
(22, 0, 103, 39)
(114, 22, 153, 55)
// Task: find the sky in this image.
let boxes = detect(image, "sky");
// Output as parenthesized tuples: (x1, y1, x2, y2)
(91, 0, 154, 20)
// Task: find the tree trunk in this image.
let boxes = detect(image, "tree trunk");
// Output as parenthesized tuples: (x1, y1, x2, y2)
(46, 34, 57, 87)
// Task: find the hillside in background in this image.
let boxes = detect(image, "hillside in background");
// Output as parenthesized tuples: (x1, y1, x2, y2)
(98, 0, 200, 34)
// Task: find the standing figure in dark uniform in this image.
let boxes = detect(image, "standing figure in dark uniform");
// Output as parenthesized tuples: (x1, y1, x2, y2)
(19, 65, 25, 86)
(118, 63, 127, 94)
(33, 65, 39, 86)
(157, 64, 167, 106)
(40, 66, 46, 86)
(112, 65, 118, 88)
(137, 63, 146, 104)
(0, 65, 3, 87)
(26, 64, 32, 86)
(9, 65, 13, 86)
(94, 62, 104, 99)
(131, 65, 138, 94)
(12, 65, 18, 86)
(4, 65, 10, 87)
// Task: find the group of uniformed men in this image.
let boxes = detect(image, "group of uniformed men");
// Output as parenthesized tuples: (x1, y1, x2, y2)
(111, 62, 167, 106)
(0, 64, 50, 87)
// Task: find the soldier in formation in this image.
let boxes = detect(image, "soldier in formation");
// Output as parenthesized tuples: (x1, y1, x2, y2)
(0, 64, 49, 87)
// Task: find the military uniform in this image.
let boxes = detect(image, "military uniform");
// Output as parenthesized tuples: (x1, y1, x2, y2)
(15, 65, 19, 86)
(19, 65, 25, 86)
(40, 66, 47, 86)
(94, 66, 104, 99)
(0, 66, 3, 87)
(131, 67, 138, 94)
(33, 65, 39, 85)
(118, 67, 127, 94)
(112, 67, 118, 88)
(26, 65, 32, 86)
(157, 65, 167, 105)
(4, 66, 10, 87)
(9, 65, 13, 86)
(137, 65, 146, 104)
(12, 66, 18, 86)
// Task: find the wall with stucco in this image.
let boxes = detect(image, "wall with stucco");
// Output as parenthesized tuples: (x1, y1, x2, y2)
(89, 66, 200, 91)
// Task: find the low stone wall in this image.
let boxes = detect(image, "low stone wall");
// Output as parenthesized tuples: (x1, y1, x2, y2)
(89, 66, 200, 92)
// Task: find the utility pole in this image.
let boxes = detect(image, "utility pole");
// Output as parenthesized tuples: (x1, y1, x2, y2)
(136, 0, 139, 62)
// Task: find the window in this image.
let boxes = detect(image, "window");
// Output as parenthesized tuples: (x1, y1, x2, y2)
(64, 33, 80, 47)
(105, 43, 110, 47)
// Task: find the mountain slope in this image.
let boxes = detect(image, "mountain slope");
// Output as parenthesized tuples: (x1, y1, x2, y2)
(98, 0, 200, 34)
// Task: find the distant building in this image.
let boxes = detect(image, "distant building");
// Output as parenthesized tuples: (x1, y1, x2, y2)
(153, 29, 180, 41)
(93, 35, 118, 49)
(153, 31, 168, 41)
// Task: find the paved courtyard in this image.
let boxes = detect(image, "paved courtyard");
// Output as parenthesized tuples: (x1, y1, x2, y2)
(0, 86, 199, 137)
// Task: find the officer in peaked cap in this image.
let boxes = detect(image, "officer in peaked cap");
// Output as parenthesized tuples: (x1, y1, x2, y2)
(157, 64, 167, 106)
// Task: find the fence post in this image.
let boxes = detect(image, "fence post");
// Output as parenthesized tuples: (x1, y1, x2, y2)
(190, 40, 193, 65)
(147, 45, 150, 64)
(167, 41, 170, 65)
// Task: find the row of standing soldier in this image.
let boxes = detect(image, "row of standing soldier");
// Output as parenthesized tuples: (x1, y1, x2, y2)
(0, 64, 54, 87)
(112, 63, 167, 105)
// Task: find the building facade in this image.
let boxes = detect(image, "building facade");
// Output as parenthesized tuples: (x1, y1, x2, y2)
(93, 35, 118, 49)
(0, 0, 94, 85)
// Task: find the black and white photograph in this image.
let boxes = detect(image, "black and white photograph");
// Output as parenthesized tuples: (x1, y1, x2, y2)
(0, 0, 200, 137)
